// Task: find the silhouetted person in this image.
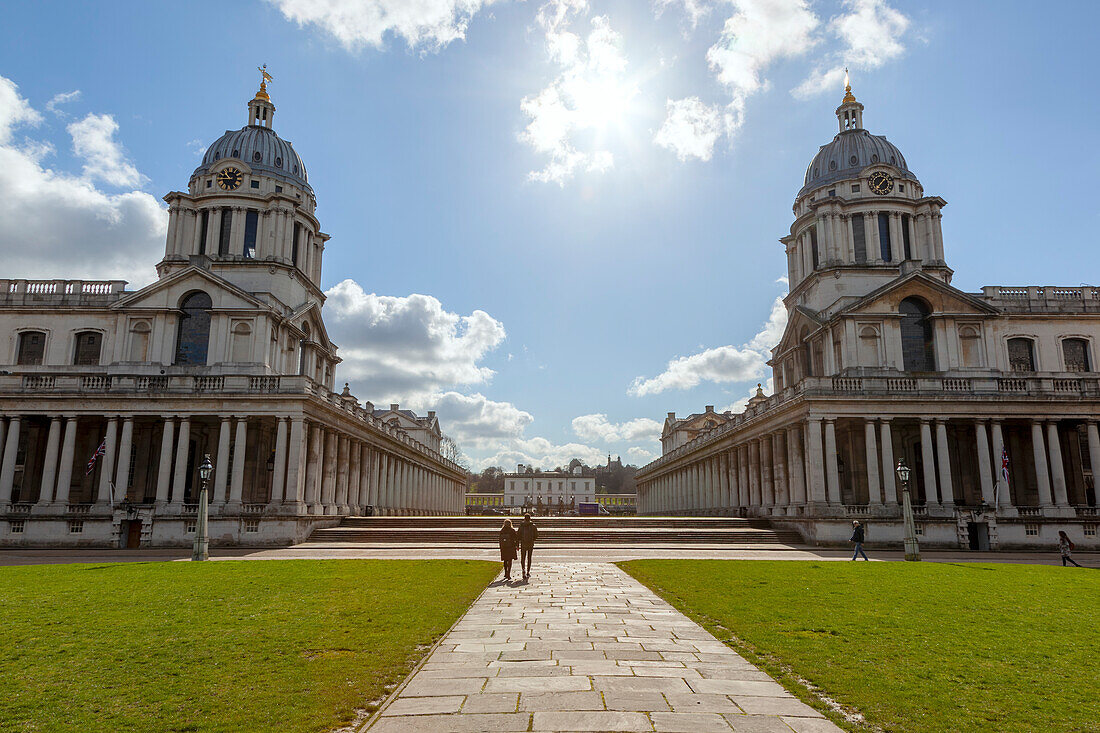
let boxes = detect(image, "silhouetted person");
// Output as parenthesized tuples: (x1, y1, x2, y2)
(1058, 530, 1082, 567)
(499, 519, 518, 580)
(518, 513, 538, 580)
(850, 520, 868, 561)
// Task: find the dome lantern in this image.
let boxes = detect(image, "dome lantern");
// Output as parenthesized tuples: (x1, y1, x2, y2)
(836, 68, 864, 132)
(248, 65, 275, 129)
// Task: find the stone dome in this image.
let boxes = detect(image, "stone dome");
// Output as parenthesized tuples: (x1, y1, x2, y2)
(197, 125, 310, 191)
(800, 128, 913, 197)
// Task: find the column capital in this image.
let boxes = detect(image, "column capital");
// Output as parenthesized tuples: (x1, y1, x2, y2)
(919, 417, 932, 425)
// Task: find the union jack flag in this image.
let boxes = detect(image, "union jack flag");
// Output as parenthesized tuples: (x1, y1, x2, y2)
(86, 438, 106, 475)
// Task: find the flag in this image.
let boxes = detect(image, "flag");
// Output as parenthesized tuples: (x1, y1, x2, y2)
(86, 438, 106, 475)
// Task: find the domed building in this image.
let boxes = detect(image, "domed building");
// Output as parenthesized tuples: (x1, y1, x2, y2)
(640, 79, 1100, 552)
(0, 74, 467, 549)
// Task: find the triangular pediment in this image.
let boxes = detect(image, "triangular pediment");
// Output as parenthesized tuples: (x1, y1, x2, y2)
(113, 266, 270, 311)
(772, 306, 826, 357)
(839, 271, 998, 317)
(286, 300, 336, 351)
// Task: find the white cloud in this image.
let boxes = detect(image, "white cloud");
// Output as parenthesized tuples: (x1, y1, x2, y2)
(68, 113, 145, 187)
(0, 75, 165, 287)
(627, 446, 657, 463)
(653, 96, 730, 162)
(721, 376, 774, 413)
(403, 391, 533, 452)
(267, 0, 504, 51)
(793, 0, 910, 98)
(325, 279, 507, 401)
(571, 413, 663, 443)
(654, 0, 713, 29)
(657, 0, 819, 159)
(628, 288, 787, 396)
(477, 436, 607, 471)
(521, 1, 637, 184)
(45, 90, 81, 115)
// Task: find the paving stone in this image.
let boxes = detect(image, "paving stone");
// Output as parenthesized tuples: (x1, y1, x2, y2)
(664, 692, 743, 713)
(461, 693, 519, 714)
(650, 711, 736, 732)
(381, 695, 464, 716)
(518, 691, 605, 711)
(721, 714, 797, 732)
(369, 713, 531, 732)
(593, 675, 694, 694)
(531, 711, 652, 731)
(781, 716, 845, 732)
(733, 696, 823, 717)
(484, 675, 592, 693)
(688, 679, 790, 697)
(400, 677, 487, 696)
(602, 691, 673, 711)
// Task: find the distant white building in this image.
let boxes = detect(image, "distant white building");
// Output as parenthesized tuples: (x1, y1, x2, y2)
(503, 465, 596, 508)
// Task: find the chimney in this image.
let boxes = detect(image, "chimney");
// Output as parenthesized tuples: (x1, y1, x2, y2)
(667, 412, 676, 420)
(705, 405, 714, 412)
(427, 411, 436, 419)
(390, 403, 399, 411)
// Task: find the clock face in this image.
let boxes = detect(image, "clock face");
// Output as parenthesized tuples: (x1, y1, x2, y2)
(868, 171, 894, 195)
(217, 167, 243, 191)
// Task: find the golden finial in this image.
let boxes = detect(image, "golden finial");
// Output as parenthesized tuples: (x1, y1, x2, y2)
(842, 67, 857, 103)
(254, 64, 273, 101)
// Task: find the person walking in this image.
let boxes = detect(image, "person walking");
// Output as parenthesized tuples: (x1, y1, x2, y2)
(850, 520, 869, 561)
(518, 513, 538, 580)
(1058, 530, 1082, 567)
(499, 519, 518, 580)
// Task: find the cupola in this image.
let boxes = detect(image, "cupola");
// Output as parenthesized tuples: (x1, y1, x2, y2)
(248, 65, 276, 129)
(836, 69, 863, 132)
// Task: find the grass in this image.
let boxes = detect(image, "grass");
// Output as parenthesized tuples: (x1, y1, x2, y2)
(0, 559, 499, 733)
(619, 560, 1100, 733)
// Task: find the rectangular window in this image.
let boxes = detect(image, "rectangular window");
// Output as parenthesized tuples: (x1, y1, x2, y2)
(810, 228, 819, 270)
(1024, 523, 1039, 537)
(68, 520, 84, 534)
(185, 520, 197, 533)
(851, 184, 860, 193)
(914, 524, 923, 536)
(245, 519, 260, 533)
(1084, 525, 1097, 537)
(292, 222, 300, 266)
(828, 189, 836, 197)
(10, 520, 24, 534)
(243, 210, 259, 258)
(218, 208, 233, 256)
(206, 180, 212, 188)
(73, 332, 101, 365)
(198, 210, 209, 255)
(852, 214, 867, 263)
(1008, 338, 1036, 372)
(902, 213, 912, 260)
(878, 212, 892, 262)
(250, 180, 260, 189)
(274, 185, 283, 193)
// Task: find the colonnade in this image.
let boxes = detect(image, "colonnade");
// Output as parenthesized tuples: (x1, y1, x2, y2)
(0, 413, 464, 516)
(637, 415, 1100, 517)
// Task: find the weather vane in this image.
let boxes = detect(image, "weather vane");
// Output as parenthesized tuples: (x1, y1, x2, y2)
(259, 64, 273, 87)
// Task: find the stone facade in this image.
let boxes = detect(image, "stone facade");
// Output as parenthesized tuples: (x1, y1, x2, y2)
(0, 80, 467, 548)
(635, 83, 1100, 551)
(504, 467, 597, 508)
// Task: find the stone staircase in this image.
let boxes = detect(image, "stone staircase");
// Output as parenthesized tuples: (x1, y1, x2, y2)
(305, 516, 804, 546)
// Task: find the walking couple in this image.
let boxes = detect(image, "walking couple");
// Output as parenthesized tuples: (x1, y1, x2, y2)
(499, 514, 538, 581)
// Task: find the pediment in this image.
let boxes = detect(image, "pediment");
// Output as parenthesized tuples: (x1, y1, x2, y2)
(287, 300, 335, 351)
(772, 306, 826, 356)
(840, 271, 998, 317)
(113, 266, 269, 311)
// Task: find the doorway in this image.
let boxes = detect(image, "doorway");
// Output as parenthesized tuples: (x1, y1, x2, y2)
(121, 520, 142, 549)
(967, 521, 990, 551)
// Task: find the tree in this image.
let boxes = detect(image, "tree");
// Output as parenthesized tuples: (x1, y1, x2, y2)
(440, 435, 469, 470)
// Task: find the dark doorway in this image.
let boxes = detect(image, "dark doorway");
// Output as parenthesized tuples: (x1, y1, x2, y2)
(122, 520, 142, 549)
(967, 522, 990, 551)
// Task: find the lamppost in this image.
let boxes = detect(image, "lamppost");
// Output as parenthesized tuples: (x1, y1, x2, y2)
(192, 454, 214, 562)
(895, 459, 920, 561)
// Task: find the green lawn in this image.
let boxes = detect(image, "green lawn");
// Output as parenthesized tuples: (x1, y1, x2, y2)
(620, 560, 1100, 733)
(0, 559, 498, 733)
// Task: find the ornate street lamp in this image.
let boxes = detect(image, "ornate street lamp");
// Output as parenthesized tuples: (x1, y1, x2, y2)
(895, 459, 920, 562)
(192, 454, 214, 562)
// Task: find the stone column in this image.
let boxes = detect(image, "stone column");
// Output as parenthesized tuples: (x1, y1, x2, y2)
(96, 417, 119, 505)
(169, 417, 190, 507)
(990, 420, 1008, 508)
(717, 452, 729, 515)
(748, 440, 761, 509)
(155, 418, 175, 506)
(114, 417, 134, 503)
(377, 452, 389, 514)
(269, 417, 289, 509)
(358, 444, 372, 510)
(347, 439, 361, 514)
(305, 424, 322, 513)
(213, 418, 232, 505)
(1087, 423, 1100, 507)
(1030, 422, 1053, 507)
(879, 420, 897, 505)
(335, 435, 350, 513)
(1046, 422, 1070, 507)
(864, 419, 881, 505)
(37, 417, 63, 506)
(283, 418, 306, 510)
(935, 420, 955, 507)
(53, 417, 78, 506)
(760, 437, 774, 512)
(806, 419, 827, 506)
(786, 426, 806, 506)
(772, 432, 788, 513)
(734, 446, 746, 508)
(919, 419, 939, 505)
(227, 418, 247, 510)
(321, 429, 337, 514)
(824, 419, 841, 505)
(974, 420, 995, 506)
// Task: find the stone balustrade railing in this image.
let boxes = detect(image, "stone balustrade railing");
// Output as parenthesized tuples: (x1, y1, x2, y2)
(979, 285, 1100, 311)
(1, 372, 464, 475)
(0, 279, 128, 305)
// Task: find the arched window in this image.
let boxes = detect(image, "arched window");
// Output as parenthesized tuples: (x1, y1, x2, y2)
(959, 326, 982, 368)
(174, 292, 212, 365)
(16, 331, 46, 365)
(858, 326, 881, 367)
(230, 322, 252, 362)
(128, 321, 151, 362)
(1007, 338, 1036, 372)
(899, 297, 935, 371)
(73, 331, 102, 365)
(1062, 338, 1091, 372)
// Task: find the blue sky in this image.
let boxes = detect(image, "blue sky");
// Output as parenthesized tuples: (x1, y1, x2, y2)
(1, 0, 1097, 469)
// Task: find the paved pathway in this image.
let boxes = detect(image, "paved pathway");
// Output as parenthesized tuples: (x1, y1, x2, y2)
(362, 563, 842, 733)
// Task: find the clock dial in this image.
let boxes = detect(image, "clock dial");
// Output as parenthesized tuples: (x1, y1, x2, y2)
(217, 167, 243, 191)
(868, 171, 894, 195)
